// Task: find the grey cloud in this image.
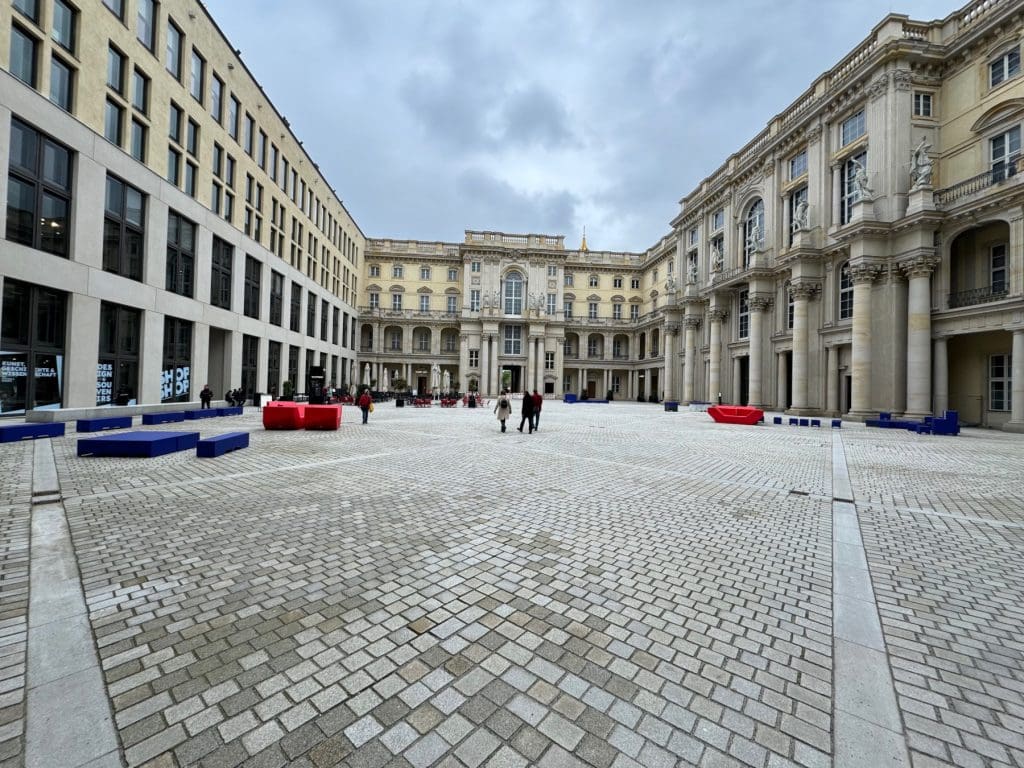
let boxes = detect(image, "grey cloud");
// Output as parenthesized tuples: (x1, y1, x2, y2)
(456, 169, 578, 235)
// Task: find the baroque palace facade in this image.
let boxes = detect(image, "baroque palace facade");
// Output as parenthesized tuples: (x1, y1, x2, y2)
(1, 0, 1023, 431)
(361, 0, 1024, 431)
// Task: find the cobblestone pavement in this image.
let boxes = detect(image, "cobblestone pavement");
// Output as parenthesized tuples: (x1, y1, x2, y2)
(2, 402, 1022, 768)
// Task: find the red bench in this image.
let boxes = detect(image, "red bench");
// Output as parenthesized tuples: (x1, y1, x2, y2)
(262, 402, 305, 429)
(707, 405, 764, 425)
(304, 404, 342, 430)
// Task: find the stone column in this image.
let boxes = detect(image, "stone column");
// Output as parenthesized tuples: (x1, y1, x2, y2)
(480, 335, 490, 395)
(682, 318, 699, 404)
(788, 283, 817, 414)
(748, 298, 771, 407)
(733, 357, 742, 404)
(663, 324, 678, 401)
(777, 352, 788, 410)
(826, 346, 839, 414)
(831, 164, 842, 226)
(849, 265, 881, 418)
(1005, 330, 1024, 432)
(491, 337, 501, 396)
(581, 368, 588, 397)
(902, 256, 939, 418)
(458, 335, 469, 393)
(554, 338, 564, 396)
(933, 337, 948, 416)
(708, 309, 727, 405)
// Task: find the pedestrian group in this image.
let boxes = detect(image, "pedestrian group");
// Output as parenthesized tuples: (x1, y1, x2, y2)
(494, 389, 543, 433)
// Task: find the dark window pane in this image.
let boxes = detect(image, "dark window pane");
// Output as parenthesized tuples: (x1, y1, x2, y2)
(35, 289, 66, 347)
(49, 57, 73, 110)
(99, 304, 116, 354)
(125, 230, 143, 280)
(10, 26, 37, 87)
(105, 176, 123, 215)
(1, 281, 30, 345)
(40, 193, 69, 256)
(102, 219, 120, 272)
(9, 120, 37, 171)
(32, 354, 62, 409)
(6, 177, 35, 246)
(43, 141, 71, 189)
(125, 187, 143, 226)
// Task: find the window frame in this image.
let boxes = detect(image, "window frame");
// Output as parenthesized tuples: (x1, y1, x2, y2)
(6, 118, 73, 258)
(989, 46, 1021, 89)
(841, 109, 866, 146)
(838, 263, 854, 320)
(165, 211, 196, 297)
(243, 254, 261, 319)
(102, 175, 145, 281)
(210, 237, 233, 310)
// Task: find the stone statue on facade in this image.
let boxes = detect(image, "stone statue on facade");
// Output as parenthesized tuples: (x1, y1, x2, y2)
(792, 199, 809, 232)
(746, 222, 762, 254)
(909, 135, 933, 190)
(665, 273, 677, 293)
(710, 243, 723, 273)
(851, 157, 873, 200)
(687, 259, 698, 284)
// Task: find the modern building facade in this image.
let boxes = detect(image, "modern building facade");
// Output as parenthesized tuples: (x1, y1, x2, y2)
(1, 0, 363, 416)
(359, 0, 1024, 431)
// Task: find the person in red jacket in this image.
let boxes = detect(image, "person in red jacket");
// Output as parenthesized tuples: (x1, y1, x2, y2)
(357, 389, 373, 424)
(531, 389, 543, 431)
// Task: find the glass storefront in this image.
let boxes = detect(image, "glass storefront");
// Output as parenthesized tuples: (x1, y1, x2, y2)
(97, 302, 140, 405)
(1, 279, 66, 414)
(161, 316, 192, 403)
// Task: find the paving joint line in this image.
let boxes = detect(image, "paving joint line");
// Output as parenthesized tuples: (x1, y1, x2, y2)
(854, 498, 1024, 529)
(25, 440, 122, 768)
(831, 430, 912, 768)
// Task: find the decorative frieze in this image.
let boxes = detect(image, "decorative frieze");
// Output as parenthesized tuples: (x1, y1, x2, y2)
(868, 73, 890, 101)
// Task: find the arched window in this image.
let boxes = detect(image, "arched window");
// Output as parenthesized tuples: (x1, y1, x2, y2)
(504, 271, 523, 315)
(839, 263, 853, 320)
(743, 199, 764, 266)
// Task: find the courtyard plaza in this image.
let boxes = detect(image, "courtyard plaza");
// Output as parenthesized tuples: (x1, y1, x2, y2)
(1, 400, 1022, 768)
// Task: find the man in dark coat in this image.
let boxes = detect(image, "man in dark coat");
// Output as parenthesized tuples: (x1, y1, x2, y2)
(531, 389, 543, 431)
(518, 389, 534, 433)
(200, 384, 213, 409)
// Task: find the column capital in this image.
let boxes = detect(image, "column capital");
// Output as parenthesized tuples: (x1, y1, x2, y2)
(790, 283, 820, 301)
(899, 254, 940, 279)
(749, 295, 774, 312)
(708, 308, 729, 323)
(849, 264, 883, 285)
(664, 323, 681, 336)
(684, 316, 702, 330)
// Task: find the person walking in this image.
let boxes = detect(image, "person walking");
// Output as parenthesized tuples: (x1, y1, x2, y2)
(357, 388, 373, 424)
(531, 389, 543, 431)
(517, 389, 534, 433)
(494, 389, 512, 432)
(200, 384, 213, 409)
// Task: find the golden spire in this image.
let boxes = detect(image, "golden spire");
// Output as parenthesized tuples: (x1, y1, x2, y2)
(580, 226, 589, 253)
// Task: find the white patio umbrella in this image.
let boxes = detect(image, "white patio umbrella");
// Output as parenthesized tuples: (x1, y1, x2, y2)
(363, 363, 371, 386)
(442, 369, 451, 392)
(431, 364, 441, 391)
(382, 369, 390, 391)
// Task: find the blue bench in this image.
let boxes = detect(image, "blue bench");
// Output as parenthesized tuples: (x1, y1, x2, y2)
(196, 431, 249, 458)
(916, 410, 959, 436)
(832, 419, 842, 428)
(664, 401, 679, 412)
(772, 416, 782, 425)
(78, 431, 199, 457)
(76, 416, 132, 432)
(0, 422, 66, 442)
(810, 419, 821, 427)
(184, 409, 219, 420)
(217, 406, 243, 416)
(142, 412, 185, 425)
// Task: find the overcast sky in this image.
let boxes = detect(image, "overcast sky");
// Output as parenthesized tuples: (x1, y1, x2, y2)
(204, 0, 957, 252)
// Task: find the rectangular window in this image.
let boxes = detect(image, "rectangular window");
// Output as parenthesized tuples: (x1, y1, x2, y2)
(290, 283, 302, 332)
(391, 293, 403, 311)
(990, 48, 1021, 88)
(471, 261, 481, 273)
(332, 307, 339, 344)
(136, 0, 155, 50)
(419, 295, 430, 313)
(447, 296, 458, 314)
(503, 325, 522, 355)
(189, 49, 204, 102)
(104, 100, 123, 145)
(10, 25, 38, 87)
(320, 299, 328, 341)
(991, 244, 1007, 294)
(269, 271, 283, 326)
(470, 290, 480, 311)
(267, 340, 281, 395)
(228, 95, 240, 140)
(447, 267, 458, 281)
(369, 264, 380, 277)
(545, 352, 554, 370)
(991, 127, 1021, 182)
(13, 0, 39, 23)
(102, 0, 122, 19)
(469, 350, 479, 368)
(547, 293, 556, 315)
(631, 277, 640, 289)
(161, 316, 192, 403)
(240, 335, 258, 401)
(183, 161, 196, 197)
(165, 211, 195, 297)
(243, 255, 261, 319)
(131, 69, 149, 114)
(588, 302, 598, 319)
(49, 56, 74, 111)
(589, 275, 599, 288)
(1, 280, 67, 414)
(52, 0, 76, 53)
(613, 277, 623, 288)
(103, 175, 145, 281)
(841, 109, 865, 146)
(789, 150, 808, 179)
(166, 20, 182, 80)
(630, 304, 639, 321)
(989, 354, 1011, 411)
(168, 101, 182, 143)
(210, 237, 233, 310)
(306, 293, 316, 337)
(839, 264, 854, 321)
(913, 91, 932, 117)
(564, 273, 574, 287)
(688, 227, 699, 246)
(211, 74, 223, 123)
(587, 338, 599, 358)
(613, 303, 622, 320)
(97, 302, 140, 405)
(420, 266, 431, 280)
(547, 265, 557, 277)
(186, 118, 199, 157)
(244, 114, 254, 155)
(6, 118, 73, 257)
(368, 292, 379, 310)
(258, 130, 267, 169)
(712, 209, 724, 230)
(787, 287, 794, 330)
(738, 290, 749, 339)
(563, 300, 573, 318)
(392, 264, 404, 278)
(841, 150, 867, 224)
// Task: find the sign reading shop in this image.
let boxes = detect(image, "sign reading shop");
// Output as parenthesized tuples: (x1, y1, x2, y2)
(161, 365, 190, 402)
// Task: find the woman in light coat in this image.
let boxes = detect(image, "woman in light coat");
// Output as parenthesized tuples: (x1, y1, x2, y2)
(494, 390, 513, 432)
